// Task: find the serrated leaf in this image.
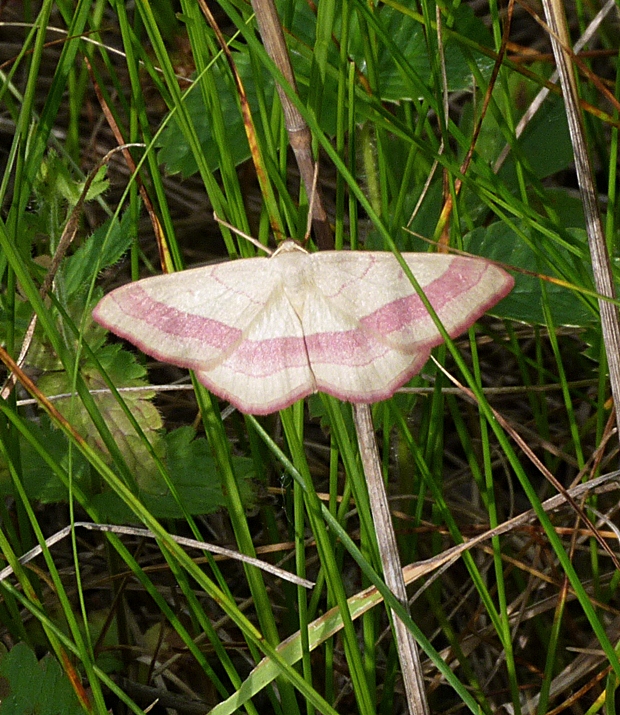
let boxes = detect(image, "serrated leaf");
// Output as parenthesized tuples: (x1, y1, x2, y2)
(89, 427, 255, 521)
(0, 643, 83, 715)
(0, 287, 109, 374)
(63, 211, 134, 297)
(160, 426, 255, 514)
(0, 416, 90, 503)
(38, 344, 165, 487)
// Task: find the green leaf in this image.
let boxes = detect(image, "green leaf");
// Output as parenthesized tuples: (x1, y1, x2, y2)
(0, 643, 83, 715)
(38, 344, 165, 486)
(349, 4, 494, 99)
(63, 211, 134, 297)
(89, 426, 256, 522)
(159, 4, 493, 177)
(36, 152, 108, 208)
(157, 53, 275, 176)
(153, 426, 256, 517)
(279, 0, 494, 98)
(509, 95, 573, 181)
(0, 416, 90, 503)
(464, 223, 594, 326)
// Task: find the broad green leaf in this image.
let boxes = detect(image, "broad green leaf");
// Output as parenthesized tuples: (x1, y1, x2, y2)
(464, 223, 594, 326)
(38, 344, 165, 486)
(89, 426, 256, 522)
(477, 92, 573, 186)
(0, 643, 83, 715)
(157, 54, 276, 176)
(0, 416, 90, 503)
(148, 426, 256, 517)
(348, 4, 494, 99)
(158, 3, 493, 177)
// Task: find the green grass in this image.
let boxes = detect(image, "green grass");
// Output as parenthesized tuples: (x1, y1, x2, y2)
(0, 1, 619, 714)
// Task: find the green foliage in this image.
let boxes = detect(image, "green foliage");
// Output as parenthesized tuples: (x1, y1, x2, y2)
(1, 0, 619, 714)
(0, 163, 254, 522)
(464, 223, 595, 326)
(461, 71, 573, 182)
(346, 4, 494, 97)
(0, 408, 255, 521)
(90, 426, 256, 522)
(35, 152, 109, 214)
(157, 52, 276, 176)
(63, 212, 135, 297)
(158, 2, 493, 176)
(0, 417, 90, 503)
(38, 344, 165, 482)
(0, 644, 83, 715)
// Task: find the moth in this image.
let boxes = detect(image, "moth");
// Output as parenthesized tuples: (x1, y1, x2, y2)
(93, 241, 513, 415)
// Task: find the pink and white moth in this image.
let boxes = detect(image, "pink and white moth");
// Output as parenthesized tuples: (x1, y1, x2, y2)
(93, 241, 514, 415)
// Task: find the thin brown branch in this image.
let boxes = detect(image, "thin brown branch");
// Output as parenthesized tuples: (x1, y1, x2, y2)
(354, 403, 429, 715)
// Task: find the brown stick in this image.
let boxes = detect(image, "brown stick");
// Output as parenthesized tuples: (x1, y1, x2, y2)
(541, 0, 620, 446)
(354, 403, 429, 715)
(250, 0, 333, 250)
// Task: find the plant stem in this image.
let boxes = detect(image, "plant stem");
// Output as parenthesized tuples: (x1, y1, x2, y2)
(354, 403, 429, 715)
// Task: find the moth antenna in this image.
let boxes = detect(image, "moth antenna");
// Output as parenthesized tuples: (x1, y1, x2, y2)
(213, 213, 273, 256)
(303, 162, 320, 246)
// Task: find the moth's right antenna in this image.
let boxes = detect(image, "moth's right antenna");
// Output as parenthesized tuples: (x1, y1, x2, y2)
(213, 213, 274, 256)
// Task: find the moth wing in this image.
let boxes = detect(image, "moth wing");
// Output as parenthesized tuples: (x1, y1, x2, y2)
(300, 252, 513, 403)
(93, 257, 316, 414)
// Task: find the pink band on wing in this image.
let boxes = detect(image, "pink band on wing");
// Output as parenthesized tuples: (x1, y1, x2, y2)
(119, 286, 241, 350)
(222, 336, 309, 376)
(361, 258, 485, 335)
